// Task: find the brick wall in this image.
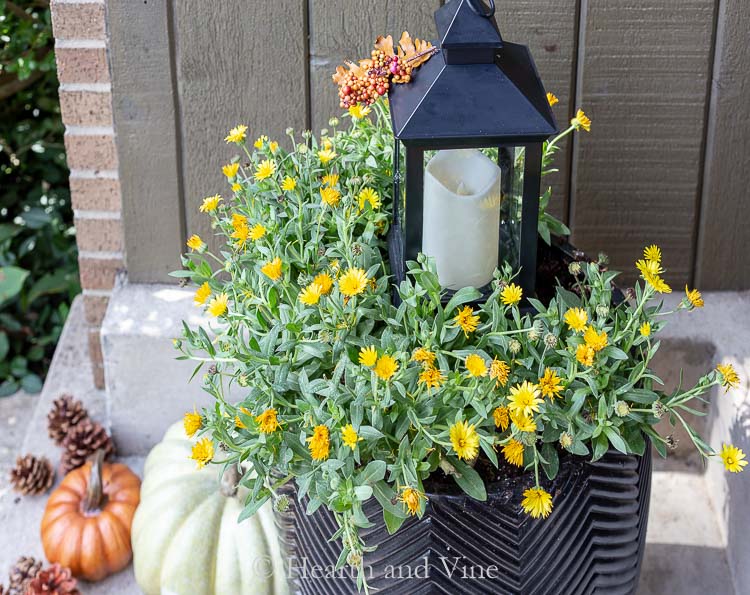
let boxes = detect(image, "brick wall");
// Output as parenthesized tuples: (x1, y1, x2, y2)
(51, 0, 124, 389)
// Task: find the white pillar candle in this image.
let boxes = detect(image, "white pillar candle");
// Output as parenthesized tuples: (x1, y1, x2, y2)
(422, 149, 502, 290)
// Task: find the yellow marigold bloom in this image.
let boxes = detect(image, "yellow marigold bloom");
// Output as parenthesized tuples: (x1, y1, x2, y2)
(501, 283, 523, 306)
(194, 282, 211, 306)
(502, 439, 524, 467)
(299, 282, 323, 306)
(231, 213, 247, 229)
(191, 437, 214, 469)
(313, 272, 334, 294)
(235, 406, 251, 429)
(359, 345, 378, 367)
(583, 325, 608, 352)
(322, 138, 333, 151)
(322, 173, 339, 187)
(564, 307, 588, 332)
(254, 135, 268, 149)
(419, 366, 445, 389)
(374, 354, 399, 381)
(231, 224, 250, 246)
(338, 268, 369, 297)
(341, 424, 363, 450)
(489, 358, 510, 387)
(649, 275, 672, 294)
(538, 368, 564, 398)
(400, 487, 423, 515)
(186, 234, 204, 251)
(222, 162, 239, 179)
(183, 409, 202, 438)
(508, 381, 542, 418)
(199, 194, 222, 213)
(349, 104, 372, 120)
(640, 322, 651, 337)
(261, 257, 283, 281)
(281, 176, 297, 191)
(231, 182, 242, 192)
(358, 187, 381, 210)
(493, 406, 510, 431)
(522, 487, 553, 519)
(571, 109, 591, 132)
(720, 444, 747, 473)
(450, 420, 480, 461)
(511, 411, 537, 433)
(637, 258, 672, 294)
(249, 223, 266, 241)
(318, 148, 336, 163)
(307, 425, 330, 461)
(465, 354, 488, 377)
(255, 159, 276, 181)
(256, 408, 280, 434)
(717, 363, 740, 391)
(320, 186, 341, 207)
(644, 244, 662, 263)
(685, 285, 704, 309)
(455, 306, 480, 337)
(547, 92, 559, 106)
(576, 344, 595, 367)
(412, 347, 436, 367)
(269, 140, 279, 153)
(207, 292, 229, 317)
(224, 124, 247, 144)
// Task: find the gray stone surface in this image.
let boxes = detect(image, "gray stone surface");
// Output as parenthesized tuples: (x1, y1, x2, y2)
(0, 391, 38, 482)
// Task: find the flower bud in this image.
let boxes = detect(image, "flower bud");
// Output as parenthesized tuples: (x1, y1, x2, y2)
(544, 333, 557, 349)
(509, 339, 522, 354)
(652, 400, 667, 419)
(274, 494, 291, 513)
(301, 129, 312, 139)
(568, 262, 582, 275)
(328, 117, 340, 127)
(615, 401, 630, 417)
(347, 551, 362, 568)
(238, 374, 250, 387)
(297, 143, 308, 154)
(285, 127, 294, 136)
(596, 304, 610, 318)
(666, 434, 679, 450)
(559, 431, 574, 449)
(521, 431, 537, 446)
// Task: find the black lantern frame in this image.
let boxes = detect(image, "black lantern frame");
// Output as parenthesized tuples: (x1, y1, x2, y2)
(387, 0, 557, 303)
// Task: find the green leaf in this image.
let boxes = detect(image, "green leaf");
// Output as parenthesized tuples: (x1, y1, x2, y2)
(27, 270, 74, 305)
(360, 460, 386, 485)
(383, 509, 407, 534)
(450, 457, 487, 501)
(540, 443, 559, 480)
(444, 286, 483, 315)
(354, 485, 373, 501)
(0, 333, 8, 361)
(20, 374, 43, 393)
(0, 267, 29, 304)
(238, 492, 270, 522)
(603, 426, 628, 454)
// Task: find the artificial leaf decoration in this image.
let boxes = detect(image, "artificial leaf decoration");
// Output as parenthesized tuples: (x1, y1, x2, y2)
(374, 34, 395, 57)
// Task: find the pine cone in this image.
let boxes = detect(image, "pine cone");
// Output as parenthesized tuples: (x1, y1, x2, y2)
(9, 455, 54, 496)
(7, 556, 41, 595)
(47, 395, 89, 445)
(60, 420, 115, 474)
(25, 564, 79, 595)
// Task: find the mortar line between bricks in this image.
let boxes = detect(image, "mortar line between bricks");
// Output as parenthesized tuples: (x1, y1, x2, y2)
(79, 250, 124, 259)
(59, 82, 111, 92)
(55, 39, 106, 49)
(69, 168, 118, 179)
(74, 209, 121, 220)
(82, 288, 112, 298)
(65, 125, 114, 136)
(52, 0, 105, 4)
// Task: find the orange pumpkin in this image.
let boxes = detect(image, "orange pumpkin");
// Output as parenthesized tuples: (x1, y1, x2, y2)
(41, 450, 141, 581)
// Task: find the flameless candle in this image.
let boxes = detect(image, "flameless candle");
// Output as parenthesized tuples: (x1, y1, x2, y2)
(422, 149, 502, 290)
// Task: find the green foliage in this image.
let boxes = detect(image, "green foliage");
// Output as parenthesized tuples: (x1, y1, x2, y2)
(0, 1, 80, 395)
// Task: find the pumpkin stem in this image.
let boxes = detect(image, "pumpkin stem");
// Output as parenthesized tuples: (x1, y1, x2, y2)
(84, 449, 106, 512)
(220, 464, 240, 498)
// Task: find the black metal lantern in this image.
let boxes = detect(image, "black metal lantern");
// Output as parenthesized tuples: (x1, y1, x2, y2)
(388, 0, 557, 302)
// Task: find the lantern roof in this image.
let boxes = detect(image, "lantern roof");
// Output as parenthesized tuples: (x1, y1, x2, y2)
(389, 0, 557, 145)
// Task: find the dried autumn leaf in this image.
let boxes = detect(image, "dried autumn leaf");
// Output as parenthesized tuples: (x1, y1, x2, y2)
(374, 35, 395, 58)
(397, 31, 416, 58)
(397, 31, 436, 68)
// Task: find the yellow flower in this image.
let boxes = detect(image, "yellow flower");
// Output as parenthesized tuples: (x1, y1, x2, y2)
(644, 244, 662, 263)
(341, 424, 363, 450)
(465, 354, 488, 377)
(313, 272, 334, 294)
(254, 159, 276, 181)
(576, 344, 595, 367)
(374, 354, 399, 381)
(583, 325, 608, 352)
(501, 283, 523, 306)
(338, 268, 369, 297)
(186, 234, 204, 251)
(307, 425, 330, 460)
(720, 444, 747, 473)
(322, 138, 333, 151)
(222, 162, 239, 179)
(231, 182, 242, 192)
(450, 420, 480, 461)
(359, 346, 378, 367)
(249, 223, 266, 241)
(419, 366, 445, 389)
(489, 358, 510, 387)
(564, 307, 588, 332)
(538, 368, 563, 398)
(412, 347, 436, 367)
(502, 439, 524, 467)
(717, 363, 740, 391)
(522, 487, 553, 519)
(254, 135, 268, 149)
(269, 140, 279, 153)
(231, 213, 247, 229)
(358, 187, 381, 210)
(318, 148, 337, 163)
(224, 124, 247, 144)
(320, 186, 341, 207)
(256, 409, 280, 434)
(194, 282, 211, 306)
(281, 176, 297, 191)
(547, 92, 559, 106)
(685, 285, 704, 309)
(322, 173, 339, 187)
(511, 411, 537, 433)
(207, 293, 229, 317)
(349, 104, 372, 120)
(493, 406, 510, 431)
(640, 322, 651, 337)
(455, 306, 480, 337)
(191, 437, 214, 469)
(231, 225, 249, 246)
(299, 282, 323, 306)
(261, 257, 283, 281)
(400, 487, 424, 516)
(508, 381, 542, 418)
(637, 258, 672, 294)
(183, 409, 202, 438)
(199, 194, 222, 213)
(235, 406, 251, 429)
(571, 109, 591, 132)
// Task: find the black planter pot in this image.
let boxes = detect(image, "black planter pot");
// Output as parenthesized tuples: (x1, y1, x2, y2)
(275, 446, 652, 595)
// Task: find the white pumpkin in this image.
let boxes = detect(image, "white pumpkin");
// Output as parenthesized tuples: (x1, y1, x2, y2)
(132, 422, 287, 595)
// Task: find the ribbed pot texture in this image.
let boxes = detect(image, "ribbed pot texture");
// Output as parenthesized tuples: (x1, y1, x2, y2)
(275, 447, 652, 595)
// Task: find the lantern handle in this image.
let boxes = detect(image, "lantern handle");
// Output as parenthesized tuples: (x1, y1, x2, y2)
(467, 0, 495, 18)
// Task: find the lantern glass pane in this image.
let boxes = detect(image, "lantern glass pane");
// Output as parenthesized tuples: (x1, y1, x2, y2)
(499, 146, 525, 273)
